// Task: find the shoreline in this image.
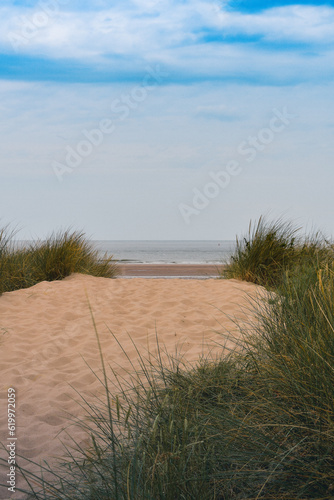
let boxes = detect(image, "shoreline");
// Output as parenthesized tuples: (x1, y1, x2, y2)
(118, 263, 224, 278)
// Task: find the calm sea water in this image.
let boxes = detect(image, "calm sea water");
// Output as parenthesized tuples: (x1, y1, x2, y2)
(94, 240, 236, 264)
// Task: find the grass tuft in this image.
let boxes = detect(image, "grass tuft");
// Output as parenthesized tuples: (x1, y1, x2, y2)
(0, 225, 118, 294)
(222, 215, 334, 288)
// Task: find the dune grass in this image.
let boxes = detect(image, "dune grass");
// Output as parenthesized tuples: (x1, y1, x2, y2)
(222, 215, 334, 288)
(0, 226, 118, 294)
(2, 217, 334, 499)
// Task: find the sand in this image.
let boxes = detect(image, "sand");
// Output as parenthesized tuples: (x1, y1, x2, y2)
(0, 274, 262, 499)
(119, 263, 222, 277)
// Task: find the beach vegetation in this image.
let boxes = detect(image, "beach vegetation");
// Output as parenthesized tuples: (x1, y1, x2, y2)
(222, 215, 334, 288)
(0, 225, 118, 294)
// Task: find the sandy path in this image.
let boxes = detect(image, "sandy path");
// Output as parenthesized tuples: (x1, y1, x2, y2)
(0, 274, 261, 499)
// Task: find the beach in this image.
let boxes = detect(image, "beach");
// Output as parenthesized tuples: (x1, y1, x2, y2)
(119, 263, 222, 277)
(0, 272, 262, 498)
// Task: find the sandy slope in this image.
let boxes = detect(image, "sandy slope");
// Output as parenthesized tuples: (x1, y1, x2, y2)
(0, 274, 262, 499)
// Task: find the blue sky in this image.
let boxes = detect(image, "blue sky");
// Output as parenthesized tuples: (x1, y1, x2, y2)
(0, 0, 334, 239)
(228, 0, 334, 12)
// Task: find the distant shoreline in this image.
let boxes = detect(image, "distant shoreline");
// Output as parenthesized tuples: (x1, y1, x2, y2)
(118, 263, 224, 278)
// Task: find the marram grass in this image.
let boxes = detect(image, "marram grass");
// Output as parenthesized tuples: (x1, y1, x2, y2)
(222, 215, 334, 288)
(0, 226, 118, 294)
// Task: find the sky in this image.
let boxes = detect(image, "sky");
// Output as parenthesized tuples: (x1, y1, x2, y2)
(1, 0, 334, 240)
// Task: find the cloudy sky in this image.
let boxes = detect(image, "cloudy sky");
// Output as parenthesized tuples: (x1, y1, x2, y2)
(1, 0, 334, 240)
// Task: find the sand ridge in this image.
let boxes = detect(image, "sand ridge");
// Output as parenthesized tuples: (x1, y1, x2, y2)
(0, 274, 262, 499)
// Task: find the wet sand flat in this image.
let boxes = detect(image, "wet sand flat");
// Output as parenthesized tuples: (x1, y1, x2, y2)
(119, 263, 223, 277)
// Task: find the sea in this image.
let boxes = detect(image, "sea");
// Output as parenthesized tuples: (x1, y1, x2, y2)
(94, 240, 236, 264)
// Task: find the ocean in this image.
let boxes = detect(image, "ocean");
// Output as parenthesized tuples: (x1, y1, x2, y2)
(94, 240, 236, 264)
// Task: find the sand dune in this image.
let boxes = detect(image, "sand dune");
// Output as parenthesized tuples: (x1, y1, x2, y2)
(0, 274, 262, 499)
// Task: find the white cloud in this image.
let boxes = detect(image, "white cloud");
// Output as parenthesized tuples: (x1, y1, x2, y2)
(214, 6, 334, 44)
(1, 2, 333, 64)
